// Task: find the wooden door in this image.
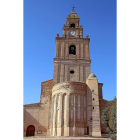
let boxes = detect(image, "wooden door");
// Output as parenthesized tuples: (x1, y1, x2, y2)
(26, 125, 35, 136)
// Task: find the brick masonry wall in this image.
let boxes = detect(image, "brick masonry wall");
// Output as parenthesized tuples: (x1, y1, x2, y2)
(53, 36, 91, 86)
(98, 83, 103, 99)
(53, 59, 91, 85)
(55, 39, 90, 60)
(24, 79, 53, 136)
(99, 99, 108, 133)
(24, 79, 108, 136)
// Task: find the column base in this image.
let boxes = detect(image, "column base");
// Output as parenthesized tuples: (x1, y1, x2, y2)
(64, 127, 69, 136)
(57, 128, 62, 136)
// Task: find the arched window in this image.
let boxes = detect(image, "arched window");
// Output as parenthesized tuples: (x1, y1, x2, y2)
(69, 45, 76, 55)
(70, 24, 75, 28)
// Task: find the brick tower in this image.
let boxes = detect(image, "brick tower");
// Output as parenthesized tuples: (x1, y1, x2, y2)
(53, 8, 91, 85)
(50, 8, 102, 137)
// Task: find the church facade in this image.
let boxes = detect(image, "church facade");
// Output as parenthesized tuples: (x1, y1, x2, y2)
(24, 9, 108, 137)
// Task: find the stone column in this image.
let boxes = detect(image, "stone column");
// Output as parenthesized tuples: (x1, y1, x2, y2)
(80, 66, 84, 82)
(80, 43, 83, 58)
(73, 93, 76, 136)
(77, 94, 80, 135)
(65, 43, 69, 58)
(76, 43, 79, 58)
(64, 94, 70, 136)
(76, 65, 80, 82)
(50, 96, 54, 135)
(65, 65, 68, 82)
(57, 94, 62, 136)
(53, 63, 58, 85)
(84, 95, 87, 134)
(78, 94, 80, 120)
(52, 95, 57, 136)
(55, 41, 59, 58)
(86, 44, 89, 59)
(60, 64, 64, 83)
(61, 42, 64, 58)
(80, 94, 84, 135)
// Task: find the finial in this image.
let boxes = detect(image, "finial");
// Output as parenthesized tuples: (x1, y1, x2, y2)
(56, 33, 59, 37)
(71, 4, 75, 12)
(86, 34, 89, 38)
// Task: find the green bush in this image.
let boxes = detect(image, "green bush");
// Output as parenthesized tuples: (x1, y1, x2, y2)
(101, 96, 117, 138)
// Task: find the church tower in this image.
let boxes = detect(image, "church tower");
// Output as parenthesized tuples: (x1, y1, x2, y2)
(23, 6, 108, 138)
(53, 7, 91, 85)
(50, 7, 102, 137)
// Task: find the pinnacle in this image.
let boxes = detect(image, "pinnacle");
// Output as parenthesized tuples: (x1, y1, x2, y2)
(87, 72, 97, 79)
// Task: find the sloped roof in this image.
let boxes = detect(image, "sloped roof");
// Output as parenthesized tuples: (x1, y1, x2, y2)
(24, 102, 40, 107)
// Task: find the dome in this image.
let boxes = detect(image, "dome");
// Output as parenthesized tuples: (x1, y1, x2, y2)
(67, 10, 79, 18)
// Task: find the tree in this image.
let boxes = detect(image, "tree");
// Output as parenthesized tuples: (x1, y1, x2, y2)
(101, 96, 117, 139)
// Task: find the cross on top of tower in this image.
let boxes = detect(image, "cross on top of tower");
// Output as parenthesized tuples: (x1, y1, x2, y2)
(71, 4, 75, 11)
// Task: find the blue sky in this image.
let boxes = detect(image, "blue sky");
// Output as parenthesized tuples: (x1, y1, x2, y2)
(24, 0, 116, 104)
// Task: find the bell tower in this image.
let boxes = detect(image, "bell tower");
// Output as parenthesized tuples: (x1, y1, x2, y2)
(50, 7, 102, 137)
(53, 7, 91, 85)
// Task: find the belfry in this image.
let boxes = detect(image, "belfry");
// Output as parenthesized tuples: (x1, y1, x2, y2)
(24, 7, 109, 137)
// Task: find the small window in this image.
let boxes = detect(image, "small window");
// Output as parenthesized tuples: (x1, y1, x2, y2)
(70, 24, 75, 28)
(93, 98, 94, 100)
(93, 107, 94, 109)
(70, 70, 74, 74)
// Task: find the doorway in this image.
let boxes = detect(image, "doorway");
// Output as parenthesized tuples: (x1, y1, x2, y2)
(26, 125, 35, 136)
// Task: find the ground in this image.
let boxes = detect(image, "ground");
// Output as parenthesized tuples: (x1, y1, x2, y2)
(23, 136, 112, 140)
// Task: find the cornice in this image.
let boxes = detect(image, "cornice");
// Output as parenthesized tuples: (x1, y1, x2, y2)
(53, 58, 91, 63)
(55, 37, 90, 41)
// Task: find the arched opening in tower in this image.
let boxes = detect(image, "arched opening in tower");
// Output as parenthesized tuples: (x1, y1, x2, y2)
(69, 45, 76, 55)
(70, 24, 75, 28)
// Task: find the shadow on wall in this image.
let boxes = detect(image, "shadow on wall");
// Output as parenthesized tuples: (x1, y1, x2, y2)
(23, 107, 47, 137)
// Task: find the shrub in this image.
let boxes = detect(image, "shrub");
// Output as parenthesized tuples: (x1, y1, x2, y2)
(101, 96, 117, 138)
